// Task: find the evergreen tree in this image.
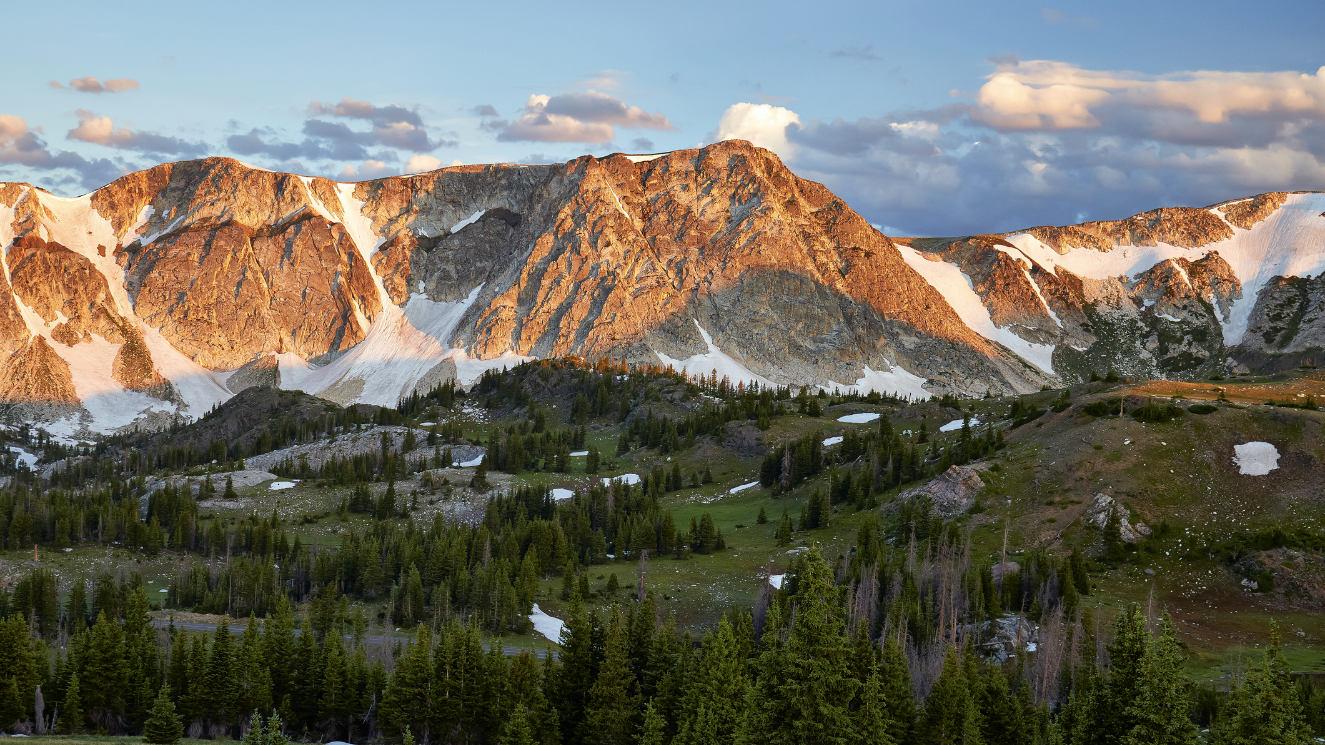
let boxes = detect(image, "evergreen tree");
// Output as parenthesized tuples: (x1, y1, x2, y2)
(499, 704, 537, 745)
(1211, 624, 1313, 745)
(582, 612, 640, 745)
(58, 672, 83, 734)
(918, 647, 983, 745)
(144, 684, 184, 745)
(1121, 617, 1197, 745)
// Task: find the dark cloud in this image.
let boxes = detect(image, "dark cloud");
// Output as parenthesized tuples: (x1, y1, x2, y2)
(308, 98, 423, 127)
(471, 104, 500, 118)
(497, 92, 671, 144)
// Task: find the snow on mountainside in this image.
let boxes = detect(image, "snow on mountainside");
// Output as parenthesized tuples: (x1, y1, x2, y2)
(1, 143, 1322, 437)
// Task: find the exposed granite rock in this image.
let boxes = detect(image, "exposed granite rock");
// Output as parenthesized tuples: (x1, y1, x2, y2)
(897, 464, 986, 518)
(1083, 492, 1150, 544)
(1026, 206, 1234, 251)
(1218, 192, 1287, 230)
(0, 337, 78, 405)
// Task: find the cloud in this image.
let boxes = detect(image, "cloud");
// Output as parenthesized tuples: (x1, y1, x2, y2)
(338, 159, 395, 180)
(309, 98, 423, 127)
(50, 76, 140, 94)
(729, 60, 1325, 235)
(471, 104, 500, 118)
(67, 110, 208, 156)
(830, 44, 883, 62)
(630, 137, 655, 151)
(716, 103, 801, 158)
(0, 113, 124, 190)
(404, 154, 442, 173)
(305, 97, 439, 152)
(973, 60, 1325, 139)
(497, 91, 672, 143)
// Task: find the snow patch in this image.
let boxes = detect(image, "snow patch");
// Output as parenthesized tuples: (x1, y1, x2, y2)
(822, 435, 844, 447)
(550, 487, 575, 501)
(729, 481, 760, 494)
(602, 473, 641, 486)
(837, 412, 881, 424)
(768, 574, 785, 589)
(825, 364, 931, 401)
(656, 320, 772, 387)
(939, 416, 981, 433)
(528, 604, 565, 644)
(568, 450, 589, 457)
(1233, 441, 1280, 476)
(8, 446, 37, 469)
(268, 481, 298, 491)
(450, 209, 485, 234)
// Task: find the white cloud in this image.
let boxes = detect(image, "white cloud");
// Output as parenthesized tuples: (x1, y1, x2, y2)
(338, 159, 394, 180)
(974, 60, 1325, 132)
(716, 103, 801, 158)
(404, 154, 443, 173)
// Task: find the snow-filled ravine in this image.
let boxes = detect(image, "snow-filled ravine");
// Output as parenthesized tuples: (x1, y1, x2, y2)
(528, 604, 565, 644)
(655, 319, 773, 388)
(1233, 441, 1280, 476)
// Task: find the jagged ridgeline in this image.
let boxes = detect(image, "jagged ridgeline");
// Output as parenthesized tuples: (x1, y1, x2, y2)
(2, 142, 1323, 438)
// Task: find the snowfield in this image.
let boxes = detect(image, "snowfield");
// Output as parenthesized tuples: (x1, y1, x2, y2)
(268, 481, 299, 491)
(550, 487, 575, 500)
(825, 364, 931, 401)
(1233, 441, 1280, 476)
(528, 604, 565, 644)
(729, 481, 760, 494)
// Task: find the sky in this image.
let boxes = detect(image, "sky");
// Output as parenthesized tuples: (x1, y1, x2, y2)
(2, 0, 1324, 235)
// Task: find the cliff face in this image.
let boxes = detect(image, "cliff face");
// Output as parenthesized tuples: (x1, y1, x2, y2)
(1, 142, 1322, 436)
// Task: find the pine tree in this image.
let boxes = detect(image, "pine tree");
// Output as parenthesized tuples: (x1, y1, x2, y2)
(640, 701, 667, 745)
(144, 684, 184, 744)
(918, 647, 983, 745)
(673, 616, 749, 745)
(499, 704, 537, 745)
(1121, 617, 1197, 745)
(855, 673, 897, 745)
(582, 611, 640, 745)
(58, 672, 83, 734)
(1211, 624, 1313, 745)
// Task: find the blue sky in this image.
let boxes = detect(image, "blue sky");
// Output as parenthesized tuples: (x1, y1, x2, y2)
(2, 0, 1323, 234)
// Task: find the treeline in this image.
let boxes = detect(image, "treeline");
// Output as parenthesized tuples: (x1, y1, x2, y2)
(759, 412, 1002, 508)
(2, 546, 1319, 743)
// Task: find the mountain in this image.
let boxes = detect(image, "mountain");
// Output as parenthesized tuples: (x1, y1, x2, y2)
(1, 140, 1323, 437)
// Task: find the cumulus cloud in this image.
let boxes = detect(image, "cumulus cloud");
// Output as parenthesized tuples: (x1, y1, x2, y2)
(67, 110, 208, 156)
(497, 91, 671, 143)
(716, 103, 801, 158)
(404, 154, 443, 173)
(0, 113, 123, 190)
(727, 60, 1325, 235)
(974, 60, 1325, 139)
(50, 76, 140, 94)
(338, 159, 395, 180)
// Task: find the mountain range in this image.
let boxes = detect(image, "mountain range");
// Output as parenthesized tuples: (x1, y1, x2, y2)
(1, 139, 1322, 438)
